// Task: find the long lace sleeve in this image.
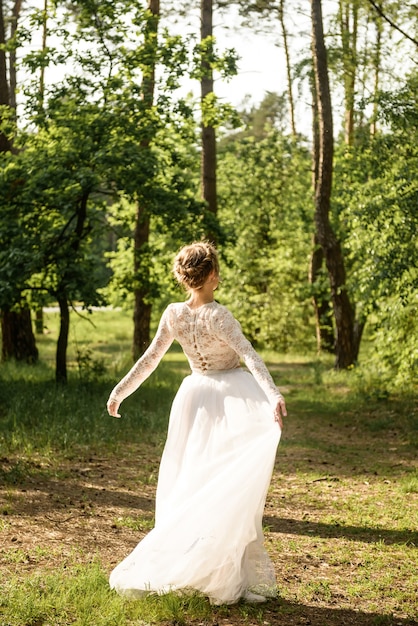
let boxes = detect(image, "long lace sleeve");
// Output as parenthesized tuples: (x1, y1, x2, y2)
(212, 306, 283, 407)
(108, 306, 174, 404)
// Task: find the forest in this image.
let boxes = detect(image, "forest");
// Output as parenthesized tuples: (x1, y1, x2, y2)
(0, 0, 416, 386)
(0, 1, 417, 625)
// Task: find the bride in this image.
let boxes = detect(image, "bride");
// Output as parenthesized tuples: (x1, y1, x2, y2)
(106, 241, 287, 605)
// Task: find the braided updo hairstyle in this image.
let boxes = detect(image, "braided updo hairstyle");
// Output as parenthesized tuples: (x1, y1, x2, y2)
(173, 241, 219, 291)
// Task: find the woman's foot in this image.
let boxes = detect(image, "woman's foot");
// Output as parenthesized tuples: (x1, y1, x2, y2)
(243, 590, 267, 603)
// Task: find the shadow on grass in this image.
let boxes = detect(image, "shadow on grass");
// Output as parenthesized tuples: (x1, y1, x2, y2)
(0, 458, 156, 517)
(152, 594, 418, 626)
(255, 596, 418, 626)
(264, 515, 418, 546)
(2, 480, 155, 519)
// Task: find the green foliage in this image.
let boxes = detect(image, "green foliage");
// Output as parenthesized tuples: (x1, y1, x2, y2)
(0, 0, 234, 376)
(370, 295, 418, 389)
(2, 0, 416, 386)
(103, 120, 214, 308)
(1, 0, 240, 316)
(0, 116, 110, 310)
(217, 121, 315, 351)
(190, 35, 239, 81)
(75, 346, 107, 382)
(224, 91, 290, 140)
(332, 71, 418, 387)
(201, 92, 241, 129)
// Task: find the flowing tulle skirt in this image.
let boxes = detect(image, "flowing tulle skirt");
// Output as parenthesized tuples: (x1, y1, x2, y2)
(109, 368, 281, 605)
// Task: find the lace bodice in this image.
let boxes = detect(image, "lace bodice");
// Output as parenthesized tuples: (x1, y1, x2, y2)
(109, 301, 283, 408)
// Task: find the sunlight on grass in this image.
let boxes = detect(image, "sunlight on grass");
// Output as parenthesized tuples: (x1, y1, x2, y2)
(400, 472, 418, 494)
(0, 562, 214, 626)
(113, 515, 155, 532)
(272, 533, 418, 619)
(1, 562, 131, 626)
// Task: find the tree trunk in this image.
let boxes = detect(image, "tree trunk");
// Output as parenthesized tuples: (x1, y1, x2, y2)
(132, 0, 159, 360)
(133, 205, 152, 361)
(353, 316, 366, 361)
(339, 0, 358, 146)
(201, 0, 217, 238)
(279, 0, 296, 137)
(0, 0, 12, 152)
(54, 191, 89, 382)
(39, 0, 48, 110)
(56, 294, 69, 383)
(1, 308, 39, 363)
(0, 1, 37, 363)
(309, 236, 335, 353)
(310, 72, 335, 353)
(9, 0, 23, 113)
(311, 0, 356, 369)
(35, 308, 44, 334)
(369, 3, 382, 136)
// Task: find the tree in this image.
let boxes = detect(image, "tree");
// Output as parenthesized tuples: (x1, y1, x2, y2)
(334, 72, 418, 385)
(311, 0, 357, 368)
(368, 0, 383, 136)
(0, 116, 108, 379)
(217, 108, 314, 351)
(9, 0, 23, 112)
(366, 0, 418, 48)
(278, 0, 296, 136)
(337, 0, 359, 146)
(132, 0, 159, 360)
(0, 0, 11, 152)
(200, 0, 218, 235)
(1, 308, 38, 363)
(215, 0, 300, 137)
(309, 237, 335, 353)
(0, 0, 205, 378)
(61, 0, 235, 360)
(0, 0, 39, 364)
(309, 70, 335, 354)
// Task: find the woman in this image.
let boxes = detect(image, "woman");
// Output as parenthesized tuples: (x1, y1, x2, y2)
(107, 241, 287, 605)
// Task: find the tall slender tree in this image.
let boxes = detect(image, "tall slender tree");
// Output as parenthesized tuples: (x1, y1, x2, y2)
(217, 0, 299, 136)
(309, 73, 335, 353)
(9, 0, 23, 112)
(0, 0, 11, 153)
(338, 0, 359, 146)
(369, 1, 382, 136)
(0, 0, 38, 364)
(311, 0, 356, 368)
(200, 0, 217, 236)
(38, 0, 48, 109)
(278, 0, 296, 136)
(132, 0, 160, 360)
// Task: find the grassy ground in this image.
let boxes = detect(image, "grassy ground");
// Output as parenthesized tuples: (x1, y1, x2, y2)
(0, 308, 417, 626)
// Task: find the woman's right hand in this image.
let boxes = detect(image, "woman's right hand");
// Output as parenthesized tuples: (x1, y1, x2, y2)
(107, 398, 121, 418)
(274, 396, 287, 429)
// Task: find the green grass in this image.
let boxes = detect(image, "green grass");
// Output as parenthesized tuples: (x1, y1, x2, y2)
(113, 515, 155, 532)
(0, 308, 417, 625)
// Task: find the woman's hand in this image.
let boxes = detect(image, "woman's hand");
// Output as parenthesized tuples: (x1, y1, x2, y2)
(107, 398, 121, 418)
(274, 396, 287, 429)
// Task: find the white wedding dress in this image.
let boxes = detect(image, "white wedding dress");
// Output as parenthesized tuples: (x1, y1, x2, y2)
(108, 301, 282, 605)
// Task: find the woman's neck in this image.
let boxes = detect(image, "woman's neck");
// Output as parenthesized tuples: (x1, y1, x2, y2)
(186, 284, 215, 309)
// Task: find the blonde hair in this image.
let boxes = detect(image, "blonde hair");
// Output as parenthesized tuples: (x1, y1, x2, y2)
(173, 241, 219, 291)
